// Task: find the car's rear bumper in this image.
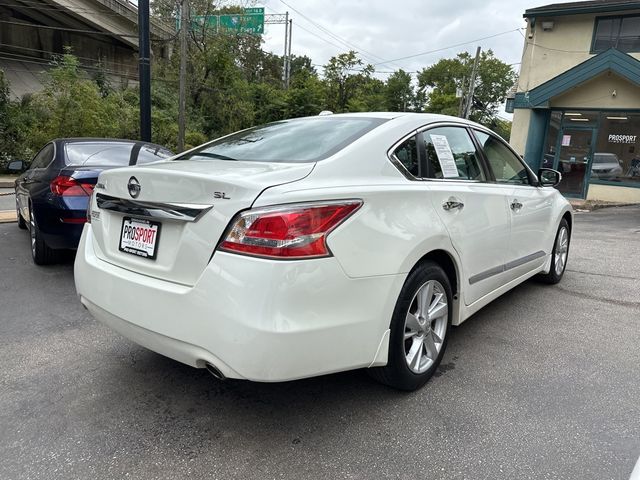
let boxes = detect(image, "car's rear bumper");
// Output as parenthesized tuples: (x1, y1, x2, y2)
(75, 225, 403, 382)
(34, 197, 89, 249)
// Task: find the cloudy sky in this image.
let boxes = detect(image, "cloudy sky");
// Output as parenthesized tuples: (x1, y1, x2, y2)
(258, 0, 555, 79)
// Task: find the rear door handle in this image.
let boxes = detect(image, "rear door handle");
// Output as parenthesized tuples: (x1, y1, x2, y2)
(442, 200, 464, 211)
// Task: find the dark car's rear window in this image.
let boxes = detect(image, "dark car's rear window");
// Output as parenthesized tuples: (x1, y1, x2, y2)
(64, 142, 173, 167)
(176, 117, 388, 163)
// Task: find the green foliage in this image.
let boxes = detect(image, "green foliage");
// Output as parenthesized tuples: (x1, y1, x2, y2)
(26, 52, 138, 149)
(0, 69, 20, 167)
(417, 49, 516, 127)
(385, 69, 415, 112)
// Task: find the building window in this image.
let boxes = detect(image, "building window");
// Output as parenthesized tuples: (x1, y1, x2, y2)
(592, 15, 640, 53)
(590, 113, 640, 186)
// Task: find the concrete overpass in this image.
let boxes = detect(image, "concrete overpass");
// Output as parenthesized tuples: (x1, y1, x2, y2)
(0, 0, 175, 97)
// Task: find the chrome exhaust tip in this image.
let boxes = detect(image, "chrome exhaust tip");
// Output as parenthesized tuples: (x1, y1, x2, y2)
(205, 362, 226, 381)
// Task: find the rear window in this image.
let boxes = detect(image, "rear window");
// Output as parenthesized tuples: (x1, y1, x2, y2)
(177, 117, 388, 163)
(64, 142, 173, 167)
(593, 153, 618, 164)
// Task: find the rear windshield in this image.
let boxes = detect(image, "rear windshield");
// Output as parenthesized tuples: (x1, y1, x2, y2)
(65, 142, 173, 167)
(593, 153, 618, 164)
(176, 117, 388, 163)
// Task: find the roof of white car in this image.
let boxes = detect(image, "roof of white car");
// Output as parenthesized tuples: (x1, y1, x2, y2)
(322, 112, 484, 127)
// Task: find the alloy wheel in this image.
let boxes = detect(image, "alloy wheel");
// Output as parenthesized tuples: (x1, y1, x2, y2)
(554, 226, 569, 276)
(403, 280, 448, 374)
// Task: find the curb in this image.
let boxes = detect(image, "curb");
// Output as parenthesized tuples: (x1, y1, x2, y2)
(0, 210, 17, 223)
(0, 181, 14, 188)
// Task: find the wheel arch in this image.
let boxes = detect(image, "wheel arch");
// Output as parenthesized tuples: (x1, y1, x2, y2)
(412, 249, 460, 299)
(562, 210, 573, 233)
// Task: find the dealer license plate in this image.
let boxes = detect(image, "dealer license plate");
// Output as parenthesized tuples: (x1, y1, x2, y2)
(119, 217, 161, 259)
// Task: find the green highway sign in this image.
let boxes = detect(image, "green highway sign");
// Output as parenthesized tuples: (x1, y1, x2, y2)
(191, 7, 264, 35)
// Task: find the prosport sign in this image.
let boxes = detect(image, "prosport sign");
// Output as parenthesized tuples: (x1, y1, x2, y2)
(608, 134, 637, 144)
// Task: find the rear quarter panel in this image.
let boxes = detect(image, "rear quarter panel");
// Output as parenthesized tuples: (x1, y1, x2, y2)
(254, 175, 462, 281)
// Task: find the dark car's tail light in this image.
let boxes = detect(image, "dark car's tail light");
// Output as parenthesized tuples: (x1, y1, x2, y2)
(218, 200, 362, 259)
(50, 176, 94, 197)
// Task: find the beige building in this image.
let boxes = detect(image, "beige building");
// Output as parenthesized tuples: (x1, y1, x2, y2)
(509, 0, 640, 201)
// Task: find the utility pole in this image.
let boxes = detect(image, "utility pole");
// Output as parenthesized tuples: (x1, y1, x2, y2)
(457, 76, 466, 117)
(177, 0, 189, 152)
(282, 11, 289, 88)
(286, 18, 293, 89)
(463, 46, 481, 119)
(138, 0, 151, 141)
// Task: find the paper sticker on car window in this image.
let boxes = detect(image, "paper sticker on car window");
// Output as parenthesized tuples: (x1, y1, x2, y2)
(429, 134, 459, 178)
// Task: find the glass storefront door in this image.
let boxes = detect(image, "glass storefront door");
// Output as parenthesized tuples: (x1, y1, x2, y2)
(555, 127, 596, 198)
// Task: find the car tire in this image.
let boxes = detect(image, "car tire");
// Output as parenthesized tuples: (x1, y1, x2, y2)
(368, 261, 452, 391)
(537, 218, 570, 285)
(29, 205, 59, 265)
(16, 200, 27, 230)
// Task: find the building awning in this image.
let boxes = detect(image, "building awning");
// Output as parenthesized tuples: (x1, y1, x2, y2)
(512, 48, 640, 110)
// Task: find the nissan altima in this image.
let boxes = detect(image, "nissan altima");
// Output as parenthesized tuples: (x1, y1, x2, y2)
(74, 113, 572, 391)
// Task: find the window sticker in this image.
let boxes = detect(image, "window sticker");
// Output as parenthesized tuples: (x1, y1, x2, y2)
(429, 134, 460, 178)
(562, 135, 571, 146)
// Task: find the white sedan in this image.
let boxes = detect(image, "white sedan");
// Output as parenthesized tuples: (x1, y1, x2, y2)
(74, 113, 572, 391)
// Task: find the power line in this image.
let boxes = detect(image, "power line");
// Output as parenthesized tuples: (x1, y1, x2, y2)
(0, 2, 139, 18)
(372, 28, 524, 64)
(0, 51, 135, 77)
(292, 21, 350, 53)
(0, 51, 179, 84)
(0, 19, 139, 37)
(277, 0, 401, 71)
(0, 42, 139, 69)
(2, 0, 178, 24)
(0, 19, 176, 41)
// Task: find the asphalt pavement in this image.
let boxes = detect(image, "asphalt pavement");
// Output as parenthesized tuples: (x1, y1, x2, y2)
(1, 207, 639, 480)
(0, 188, 15, 211)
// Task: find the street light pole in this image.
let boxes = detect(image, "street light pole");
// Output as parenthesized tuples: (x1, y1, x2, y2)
(138, 0, 152, 142)
(177, 0, 189, 152)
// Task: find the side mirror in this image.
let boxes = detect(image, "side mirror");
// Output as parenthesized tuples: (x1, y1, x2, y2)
(7, 160, 26, 172)
(538, 168, 562, 187)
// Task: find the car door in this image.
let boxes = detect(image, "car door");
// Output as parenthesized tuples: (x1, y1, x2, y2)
(419, 125, 511, 306)
(472, 129, 555, 282)
(17, 143, 56, 221)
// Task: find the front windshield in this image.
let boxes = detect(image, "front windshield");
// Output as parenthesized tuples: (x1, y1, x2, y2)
(176, 117, 388, 163)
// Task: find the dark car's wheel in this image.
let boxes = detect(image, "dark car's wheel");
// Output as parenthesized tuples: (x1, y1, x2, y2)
(537, 218, 570, 285)
(16, 200, 27, 230)
(368, 261, 452, 391)
(29, 205, 59, 265)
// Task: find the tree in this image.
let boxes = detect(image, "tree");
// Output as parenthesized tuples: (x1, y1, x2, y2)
(285, 68, 326, 118)
(385, 69, 415, 112)
(417, 50, 516, 125)
(324, 51, 376, 112)
(27, 52, 137, 150)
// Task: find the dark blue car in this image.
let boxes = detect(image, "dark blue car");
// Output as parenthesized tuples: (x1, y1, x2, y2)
(11, 138, 173, 265)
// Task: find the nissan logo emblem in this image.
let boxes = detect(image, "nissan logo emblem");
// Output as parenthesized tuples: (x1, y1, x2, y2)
(127, 176, 141, 198)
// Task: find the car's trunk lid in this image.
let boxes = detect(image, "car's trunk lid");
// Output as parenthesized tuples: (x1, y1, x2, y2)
(90, 160, 314, 285)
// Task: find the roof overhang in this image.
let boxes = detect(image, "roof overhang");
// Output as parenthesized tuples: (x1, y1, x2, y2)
(513, 48, 640, 109)
(524, 1, 640, 19)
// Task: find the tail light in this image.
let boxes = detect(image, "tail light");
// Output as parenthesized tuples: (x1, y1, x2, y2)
(50, 176, 94, 196)
(219, 200, 362, 259)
